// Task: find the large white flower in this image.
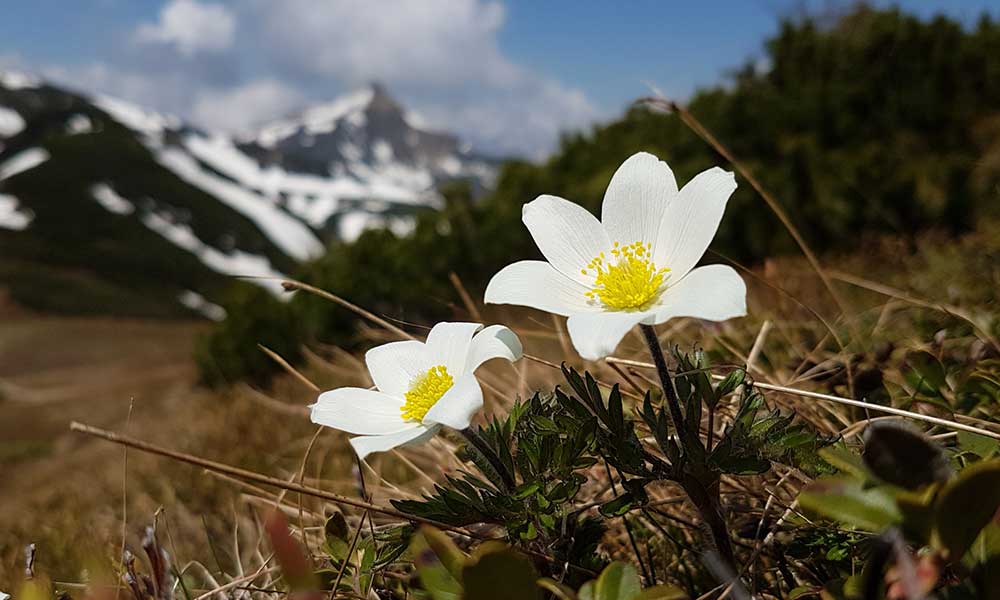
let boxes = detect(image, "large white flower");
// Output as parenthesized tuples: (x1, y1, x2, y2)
(310, 322, 522, 460)
(485, 152, 746, 360)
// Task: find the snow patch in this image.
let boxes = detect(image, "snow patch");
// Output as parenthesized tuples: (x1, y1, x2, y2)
(254, 87, 374, 148)
(182, 134, 431, 228)
(0, 193, 33, 230)
(0, 147, 50, 180)
(0, 107, 25, 137)
(94, 95, 179, 137)
(66, 114, 93, 135)
(154, 145, 324, 260)
(338, 211, 414, 242)
(91, 183, 135, 215)
(178, 290, 227, 321)
(373, 139, 393, 163)
(0, 70, 40, 90)
(141, 210, 286, 295)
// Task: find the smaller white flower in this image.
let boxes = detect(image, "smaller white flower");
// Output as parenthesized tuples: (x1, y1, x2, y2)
(310, 322, 522, 460)
(485, 151, 746, 360)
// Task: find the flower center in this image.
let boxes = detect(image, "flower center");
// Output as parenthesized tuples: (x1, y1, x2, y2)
(400, 365, 454, 422)
(582, 241, 669, 311)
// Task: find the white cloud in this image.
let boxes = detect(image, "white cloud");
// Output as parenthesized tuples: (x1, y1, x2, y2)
(192, 80, 305, 132)
(246, 0, 513, 87)
(136, 0, 236, 56)
(16, 0, 601, 156)
(240, 0, 599, 155)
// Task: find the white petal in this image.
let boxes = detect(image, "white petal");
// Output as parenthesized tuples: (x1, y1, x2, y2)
(466, 325, 523, 373)
(654, 167, 736, 278)
(484, 260, 600, 316)
(365, 340, 430, 396)
(566, 311, 650, 361)
(425, 322, 482, 374)
(422, 374, 483, 430)
(651, 265, 747, 324)
(310, 388, 409, 435)
(350, 425, 438, 461)
(601, 152, 678, 248)
(522, 194, 611, 282)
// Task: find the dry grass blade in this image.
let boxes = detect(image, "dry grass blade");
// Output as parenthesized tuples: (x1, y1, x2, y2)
(70, 421, 478, 536)
(448, 272, 483, 322)
(828, 269, 1000, 351)
(604, 357, 1000, 440)
(281, 279, 412, 340)
(258, 344, 320, 393)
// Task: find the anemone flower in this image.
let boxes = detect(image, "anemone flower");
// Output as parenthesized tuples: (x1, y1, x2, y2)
(310, 322, 522, 460)
(485, 151, 746, 360)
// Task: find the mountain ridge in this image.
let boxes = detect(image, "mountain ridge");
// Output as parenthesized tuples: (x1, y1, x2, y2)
(0, 72, 496, 319)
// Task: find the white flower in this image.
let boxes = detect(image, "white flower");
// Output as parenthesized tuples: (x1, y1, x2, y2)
(485, 152, 746, 360)
(310, 322, 522, 460)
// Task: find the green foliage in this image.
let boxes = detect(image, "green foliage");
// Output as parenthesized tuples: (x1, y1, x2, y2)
(392, 393, 606, 579)
(561, 351, 831, 515)
(408, 530, 688, 600)
(797, 426, 1000, 597)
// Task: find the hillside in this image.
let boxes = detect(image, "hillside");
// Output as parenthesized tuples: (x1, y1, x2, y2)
(0, 74, 494, 318)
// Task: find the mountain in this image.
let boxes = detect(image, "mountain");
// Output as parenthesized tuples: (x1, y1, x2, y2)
(0, 72, 496, 319)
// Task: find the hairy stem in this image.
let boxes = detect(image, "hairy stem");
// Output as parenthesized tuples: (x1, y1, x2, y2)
(640, 324, 735, 569)
(459, 427, 515, 492)
(639, 324, 686, 433)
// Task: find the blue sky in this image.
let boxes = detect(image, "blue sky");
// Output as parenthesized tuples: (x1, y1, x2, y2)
(2, 0, 998, 156)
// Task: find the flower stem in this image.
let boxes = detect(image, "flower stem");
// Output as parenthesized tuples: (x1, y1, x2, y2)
(459, 427, 515, 492)
(639, 323, 736, 568)
(639, 324, 685, 432)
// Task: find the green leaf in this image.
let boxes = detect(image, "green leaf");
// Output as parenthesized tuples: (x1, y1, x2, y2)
(419, 526, 466, 579)
(798, 477, 902, 531)
(591, 562, 642, 600)
(410, 529, 462, 600)
(322, 512, 351, 561)
(958, 430, 1000, 459)
(635, 585, 688, 600)
(933, 458, 1000, 560)
(818, 444, 869, 480)
(862, 421, 951, 490)
(905, 351, 947, 396)
(537, 578, 578, 600)
(463, 544, 541, 600)
(713, 369, 745, 406)
(600, 492, 641, 518)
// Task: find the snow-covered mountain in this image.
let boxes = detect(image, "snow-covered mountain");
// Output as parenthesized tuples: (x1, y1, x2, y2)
(0, 71, 496, 318)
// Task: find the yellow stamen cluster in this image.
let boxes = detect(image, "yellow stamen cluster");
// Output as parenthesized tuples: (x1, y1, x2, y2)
(400, 365, 454, 422)
(582, 241, 669, 310)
